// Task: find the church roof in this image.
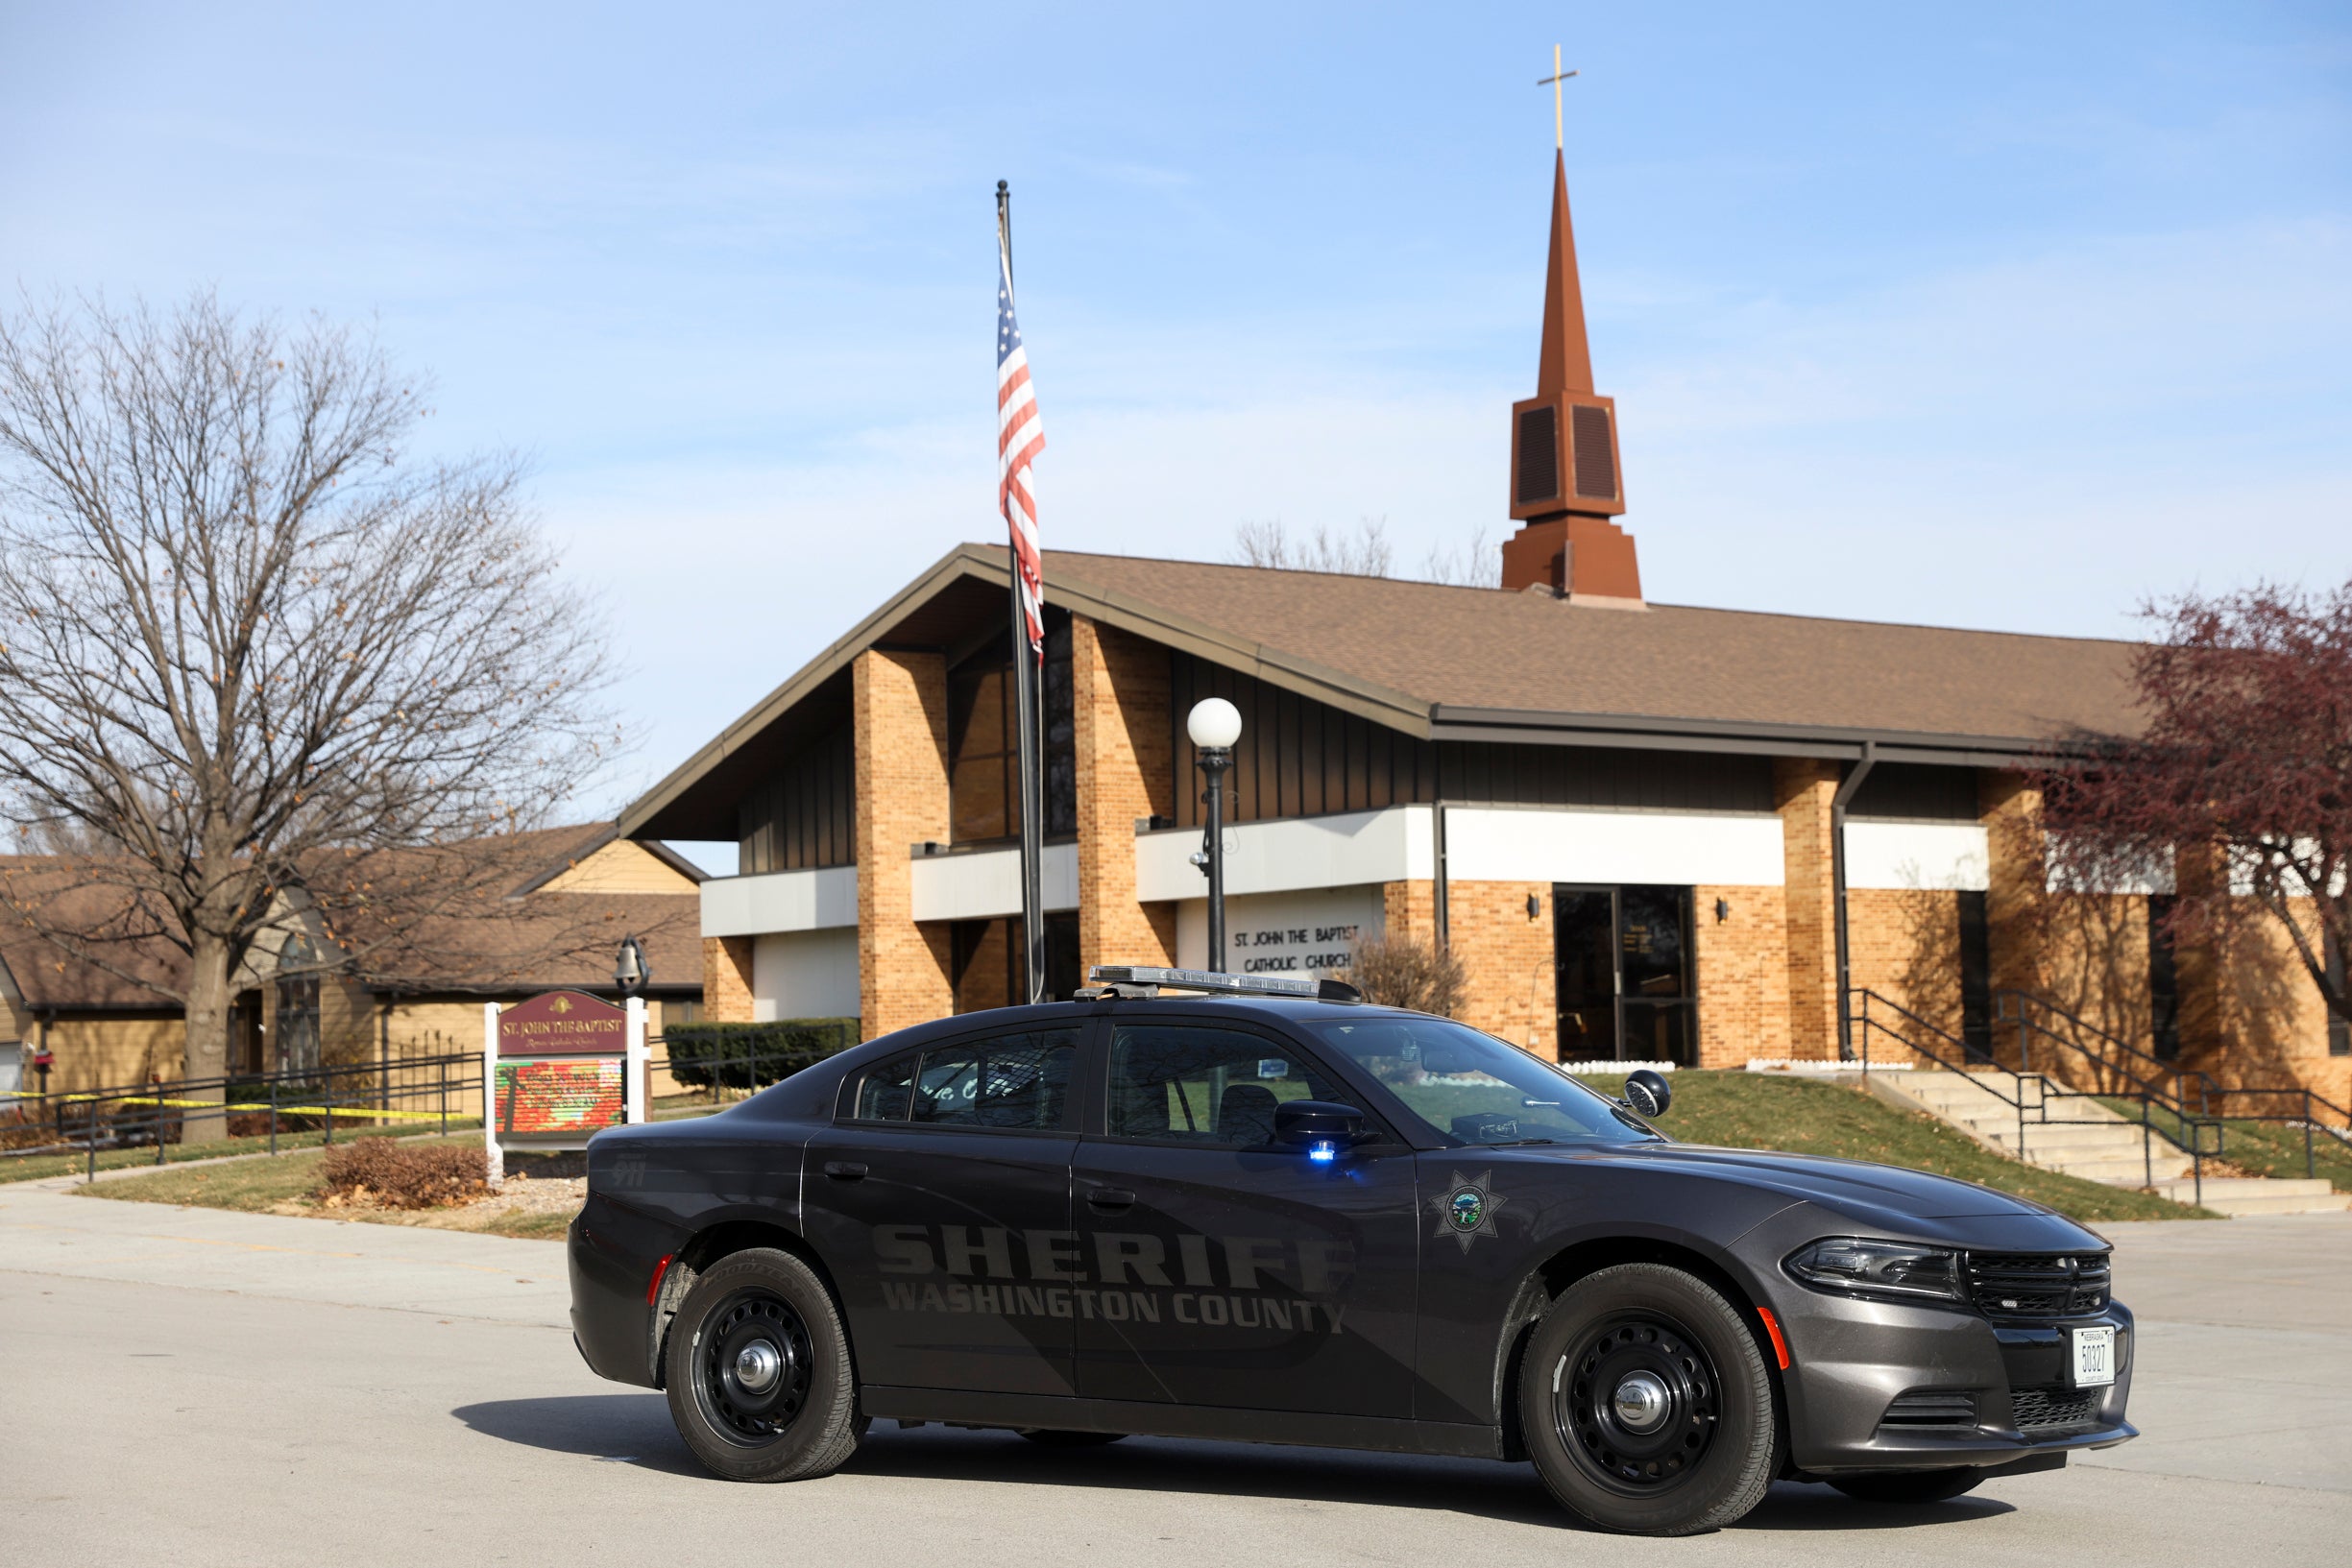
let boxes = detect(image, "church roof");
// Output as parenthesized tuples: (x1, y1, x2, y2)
(619, 543, 2142, 842)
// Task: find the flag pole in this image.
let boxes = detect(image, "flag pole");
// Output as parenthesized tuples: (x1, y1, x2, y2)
(1000, 180, 1049, 1005)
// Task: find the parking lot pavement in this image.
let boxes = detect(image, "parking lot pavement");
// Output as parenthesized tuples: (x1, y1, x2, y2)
(3, 1180, 2346, 1568)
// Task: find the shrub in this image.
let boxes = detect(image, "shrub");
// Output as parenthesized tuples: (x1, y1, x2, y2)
(1343, 938, 1466, 1016)
(314, 1138, 488, 1209)
(662, 1019, 858, 1091)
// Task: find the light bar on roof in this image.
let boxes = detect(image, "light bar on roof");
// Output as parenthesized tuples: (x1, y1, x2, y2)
(1087, 966, 1363, 1004)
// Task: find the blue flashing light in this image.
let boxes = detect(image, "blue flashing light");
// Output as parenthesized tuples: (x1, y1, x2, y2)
(1308, 1140, 1338, 1163)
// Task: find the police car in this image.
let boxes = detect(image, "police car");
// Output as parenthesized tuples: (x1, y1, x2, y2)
(567, 967, 2135, 1535)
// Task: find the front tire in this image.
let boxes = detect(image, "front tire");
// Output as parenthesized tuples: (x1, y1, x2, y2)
(664, 1247, 862, 1482)
(1517, 1263, 1777, 1535)
(1829, 1468, 1984, 1504)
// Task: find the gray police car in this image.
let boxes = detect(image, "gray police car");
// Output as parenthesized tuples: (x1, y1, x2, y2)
(567, 966, 2135, 1535)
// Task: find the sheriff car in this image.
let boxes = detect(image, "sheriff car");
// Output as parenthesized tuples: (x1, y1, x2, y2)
(566, 966, 2134, 1535)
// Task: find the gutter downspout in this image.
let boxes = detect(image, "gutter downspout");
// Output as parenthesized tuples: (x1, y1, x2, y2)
(1431, 801, 1450, 950)
(1831, 740, 1878, 1060)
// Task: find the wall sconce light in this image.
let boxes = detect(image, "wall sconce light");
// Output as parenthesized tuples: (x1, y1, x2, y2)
(1526, 894, 1541, 921)
(1714, 898, 1732, 925)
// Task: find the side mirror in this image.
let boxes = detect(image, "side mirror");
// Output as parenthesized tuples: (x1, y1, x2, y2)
(1622, 1070, 1672, 1119)
(1275, 1099, 1367, 1162)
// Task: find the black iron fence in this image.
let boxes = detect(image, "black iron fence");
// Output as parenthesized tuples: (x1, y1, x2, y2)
(2, 1020, 867, 1182)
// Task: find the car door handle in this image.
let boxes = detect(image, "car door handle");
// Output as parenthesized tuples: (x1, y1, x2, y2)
(823, 1161, 868, 1182)
(1086, 1189, 1137, 1211)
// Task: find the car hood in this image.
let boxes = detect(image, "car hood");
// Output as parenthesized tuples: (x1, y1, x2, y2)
(1513, 1140, 2060, 1221)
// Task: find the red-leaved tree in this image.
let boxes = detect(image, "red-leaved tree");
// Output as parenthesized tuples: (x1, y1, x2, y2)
(2040, 582, 2351, 1036)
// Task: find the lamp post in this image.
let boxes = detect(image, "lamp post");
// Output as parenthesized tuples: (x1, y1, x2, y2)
(613, 935, 650, 999)
(1187, 698, 1243, 972)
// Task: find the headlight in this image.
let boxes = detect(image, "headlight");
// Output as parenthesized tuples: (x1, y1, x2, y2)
(1784, 1237, 1965, 1303)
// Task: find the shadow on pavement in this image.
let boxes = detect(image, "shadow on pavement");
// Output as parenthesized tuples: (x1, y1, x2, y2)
(451, 1399, 2016, 1533)
(452, 1394, 708, 1479)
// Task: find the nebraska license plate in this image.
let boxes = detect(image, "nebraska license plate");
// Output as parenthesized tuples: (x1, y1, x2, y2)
(2071, 1325, 2117, 1388)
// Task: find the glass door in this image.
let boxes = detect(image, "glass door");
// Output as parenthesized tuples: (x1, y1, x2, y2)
(1553, 887, 1619, 1061)
(1552, 885, 1697, 1067)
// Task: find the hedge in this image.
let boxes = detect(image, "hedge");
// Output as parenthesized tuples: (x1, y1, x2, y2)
(661, 1020, 860, 1091)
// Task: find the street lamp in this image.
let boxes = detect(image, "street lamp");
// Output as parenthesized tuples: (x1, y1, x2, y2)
(1187, 697, 1243, 972)
(613, 935, 650, 999)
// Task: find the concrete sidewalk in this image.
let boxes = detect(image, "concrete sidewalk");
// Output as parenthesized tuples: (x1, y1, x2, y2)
(4, 1181, 2347, 1567)
(0, 1175, 566, 1326)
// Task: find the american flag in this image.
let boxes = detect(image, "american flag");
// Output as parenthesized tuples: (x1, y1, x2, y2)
(997, 230, 1046, 658)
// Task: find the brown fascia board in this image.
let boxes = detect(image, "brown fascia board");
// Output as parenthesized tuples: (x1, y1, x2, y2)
(618, 545, 1441, 841)
(1431, 705, 2100, 766)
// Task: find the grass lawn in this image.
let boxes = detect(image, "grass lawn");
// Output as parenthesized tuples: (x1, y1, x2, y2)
(1577, 1072, 2214, 1223)
(73, 1137, 576, 1241)
(2, 1118, 483, 1185)
(56, 1071, 2211, 1232)
(2096, 1098, 2352, 1194)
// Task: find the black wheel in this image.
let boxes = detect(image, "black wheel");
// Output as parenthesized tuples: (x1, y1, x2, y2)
(664, 1247, 863, 1482)
(1016, 1429, 1127, 1446)
(1518, 1263, 1777, 1535)
(1829, 1468, 1984, 1504)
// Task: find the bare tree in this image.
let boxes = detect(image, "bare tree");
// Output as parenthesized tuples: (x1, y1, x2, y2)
(1344, 936, 1467, 1017)
(1233, 516, 1394, 577)
(1233, 515, 1499, 588)
(0, 292, 622, 1120)
(1419, 524, 1500, 588)
(2039, 581, 2352, 1038)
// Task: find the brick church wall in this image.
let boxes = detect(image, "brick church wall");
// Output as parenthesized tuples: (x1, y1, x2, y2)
(1073, 616, 1177, 974)
(1694, 885, 1790, 1068)
(854, 648, 954, 1039)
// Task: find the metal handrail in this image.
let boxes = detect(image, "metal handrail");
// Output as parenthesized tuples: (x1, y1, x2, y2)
(1848, 988, 2218, 1204)
(1996, 991, 2223, 1115)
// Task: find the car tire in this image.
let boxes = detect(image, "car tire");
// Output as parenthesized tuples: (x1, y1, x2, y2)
(664, 1247, 862, 1483)
(1828, 1468, 1984, 1504)
(1016, 1429, 1127, 1446)
(1517, 1263, 1777, 1535)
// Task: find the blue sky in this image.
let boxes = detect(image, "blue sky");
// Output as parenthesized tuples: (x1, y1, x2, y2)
(6, 2, 2348, 869)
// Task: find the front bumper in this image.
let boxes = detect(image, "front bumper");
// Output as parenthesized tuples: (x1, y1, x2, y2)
(1771, 1282, 2137, 1474)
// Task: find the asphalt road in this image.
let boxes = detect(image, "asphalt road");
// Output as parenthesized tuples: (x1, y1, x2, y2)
(4, 1176, 2347, 1567)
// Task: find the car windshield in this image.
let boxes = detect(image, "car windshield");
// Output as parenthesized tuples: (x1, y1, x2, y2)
(1306, 1016, 1661, 1147)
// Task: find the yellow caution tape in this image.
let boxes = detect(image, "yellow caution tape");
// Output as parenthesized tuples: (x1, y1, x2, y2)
(2, 1089, 458, 1122)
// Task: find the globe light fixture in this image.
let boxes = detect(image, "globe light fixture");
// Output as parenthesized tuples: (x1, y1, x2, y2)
(1186, 698, 1243, 972)
(1186, 696, 1243, 750)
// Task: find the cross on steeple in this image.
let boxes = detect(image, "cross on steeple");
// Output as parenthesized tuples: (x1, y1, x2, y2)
(1538, 44, 1578, 152)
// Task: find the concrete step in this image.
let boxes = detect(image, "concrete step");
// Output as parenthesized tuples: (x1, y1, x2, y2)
(2146, 1177, 2352, 1217)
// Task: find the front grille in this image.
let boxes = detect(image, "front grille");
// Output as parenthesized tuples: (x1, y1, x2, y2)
(1879, 1388, 1979, 1429)
(2010, 1386, 2101, 1432)
(1966, 1251, 2111, 1320)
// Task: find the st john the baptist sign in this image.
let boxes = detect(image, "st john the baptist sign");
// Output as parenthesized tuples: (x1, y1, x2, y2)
(480, 989, 649, 1177)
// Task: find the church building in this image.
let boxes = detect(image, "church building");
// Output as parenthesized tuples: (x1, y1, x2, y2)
(620, 153, 2348, 1103)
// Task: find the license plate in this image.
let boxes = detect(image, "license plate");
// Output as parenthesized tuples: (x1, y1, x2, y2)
(2070, 1326, 2117, 1388)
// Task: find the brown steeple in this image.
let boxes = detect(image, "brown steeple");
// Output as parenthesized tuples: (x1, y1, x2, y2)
(1535, 151, 1594, 397)
(1502, 151, 1641, 604)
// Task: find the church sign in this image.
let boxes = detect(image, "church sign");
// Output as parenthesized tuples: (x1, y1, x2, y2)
(482, 989, 648, 1176)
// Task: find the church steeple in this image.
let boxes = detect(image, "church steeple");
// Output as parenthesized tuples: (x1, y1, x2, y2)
(1501, 143, 1641, 604)
(1535, 151, 1594, 398)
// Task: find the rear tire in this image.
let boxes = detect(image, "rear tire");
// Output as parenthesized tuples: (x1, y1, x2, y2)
(1016, 1429, 1127, 1447)
(1829, 1468, 1984, 1504)
(664, 1247, 862, 1482)
(1517, 1263, 1776, 1535)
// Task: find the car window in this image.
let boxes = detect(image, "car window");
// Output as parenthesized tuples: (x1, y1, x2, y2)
(856, 1051, 917, 1121)
(1105, 1024, 1348, 1147)
(853, 1028, 1079, 1130)
(1306, 1016, 1657, 1147)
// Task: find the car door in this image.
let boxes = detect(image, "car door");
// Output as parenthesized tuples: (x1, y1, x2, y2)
(801, 1022, 1085, 1397)
(1069, 1017, 1420, 1418)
